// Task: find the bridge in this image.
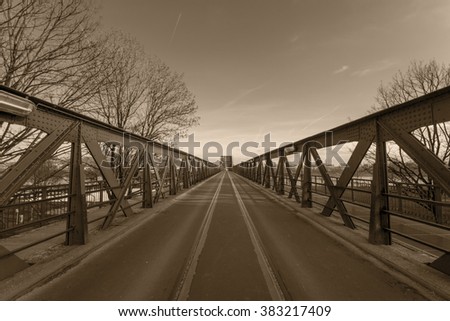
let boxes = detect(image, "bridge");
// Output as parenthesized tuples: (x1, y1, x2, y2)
(0, 84, 449, 300)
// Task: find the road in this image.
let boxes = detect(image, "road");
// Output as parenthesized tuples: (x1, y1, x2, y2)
(21, 171, 426, 300)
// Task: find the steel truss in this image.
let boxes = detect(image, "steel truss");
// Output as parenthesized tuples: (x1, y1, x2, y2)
(0, 85, 219, 252)
(235, 86, 450, 275)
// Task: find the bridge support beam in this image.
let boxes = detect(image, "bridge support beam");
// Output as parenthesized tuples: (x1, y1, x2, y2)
(182, 155, 190, 189)
(265, 157, 278, 193)
(153, 155, 169, 203)
(310, 148, 355, 229)
(378, 118, 450, 197)
(142, 158, 153, 208)
(256, 159, 262, 184)
(301, 146, 312, 208)
(66, 123, 88, 245)
(0, 120, 77, 206)
(285, 158, 300, 202)
(169, 153, 177, 196)
(84, 138, 134, 218)
(369, 122, 391, 245)
(277, 153, 285, 195)
(263, 160, 271, 188)
(189, 158, 196, 185)
(322, 139, 373, 216)
(102, 151, 141, 229)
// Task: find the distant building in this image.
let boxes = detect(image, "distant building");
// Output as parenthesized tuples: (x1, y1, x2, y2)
(220, 155, 233, 169)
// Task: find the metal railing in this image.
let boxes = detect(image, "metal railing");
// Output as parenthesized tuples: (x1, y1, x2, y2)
(0, 85, 220, 262)
(235, 85, 450, 273)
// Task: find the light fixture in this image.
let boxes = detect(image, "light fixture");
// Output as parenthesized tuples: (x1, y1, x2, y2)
(284, 146, 296, 154)
(0, 91, 36, 117)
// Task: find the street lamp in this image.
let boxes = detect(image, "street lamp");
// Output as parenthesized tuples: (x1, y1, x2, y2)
(0, 91, 35, 117)
(283, 146, 296, 154)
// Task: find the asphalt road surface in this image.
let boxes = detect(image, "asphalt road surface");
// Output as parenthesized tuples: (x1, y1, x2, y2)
(21, 171, 426, 300)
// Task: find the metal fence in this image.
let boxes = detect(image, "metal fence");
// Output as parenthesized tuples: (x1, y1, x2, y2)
(0, 85, 220, 261)
(235, 85, 450, 273)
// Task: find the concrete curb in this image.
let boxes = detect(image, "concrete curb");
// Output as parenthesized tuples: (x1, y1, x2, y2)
(0, 174, 220, 301)
(233, 174, 450, 300)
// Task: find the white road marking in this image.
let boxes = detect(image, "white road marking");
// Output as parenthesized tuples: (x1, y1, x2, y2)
(173, 172, 225, 300)
(228, 171, 285, 301)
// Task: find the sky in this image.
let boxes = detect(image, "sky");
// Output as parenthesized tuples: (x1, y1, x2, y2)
(95, 0, 450, 163)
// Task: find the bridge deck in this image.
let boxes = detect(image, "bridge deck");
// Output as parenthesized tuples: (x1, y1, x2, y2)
(11, 171, 431, 300)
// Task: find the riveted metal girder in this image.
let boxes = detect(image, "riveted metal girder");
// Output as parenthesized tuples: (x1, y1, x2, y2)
(378, 118, 450, 197)
(301, 147, 312, 208)
(0, 120, 77, 205)
(369, 123, 391, 245)
(102, 151, 141, 229)
(0, 86, 216, 169)
(256, 160, 262, 184)
(154, 155, 169, 203)
(286, 153, 305, 202)
(322, 138, 373, 216)
(262, 162, 270, 188)
(265, 157, 278, 193)
(83, 137, 134, 218)
(276, 155, 285, 195)
(142, 162, 153, 208)
(66, 123, 88, 245)
(310, 147, 355, 229)
(242, 85, 450, 164)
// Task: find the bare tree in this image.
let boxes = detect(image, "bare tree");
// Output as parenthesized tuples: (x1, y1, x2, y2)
(0, 0, 106, 183)
(87, 32, 147, 130)
(132, 59, 199, 141)
(373, 60, 450, 110)
(0, 0, 104, 107)
(0, 1, 200, 186)
(372, 59, 450, 222)
(86, 39, 200, 142)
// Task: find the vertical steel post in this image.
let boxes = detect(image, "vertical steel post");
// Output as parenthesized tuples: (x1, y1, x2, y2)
(142, 159, 153, 208)
(198, 161, 202, 181)
(169, 152, 177, 195)
(41, 187, 48, 217)
(66, 124, 88, 245)
(433, 186, 443, 224)
(396, 182, 403, 213)
(99, 181, 104, 208)
(256, 159, 262, 184)
(267, 158, 278, 192)
(369, 122, 391, 244)
(278, 152, 285, 195)
(301, 146, 312, 208)
(202, 161, 206, 180)
(264, 157, 271, 188)
(183, 155, 190, 188)
(263, 158, 270, 188)
(252, 161, 256, 181)
(191, 158, 197, 185)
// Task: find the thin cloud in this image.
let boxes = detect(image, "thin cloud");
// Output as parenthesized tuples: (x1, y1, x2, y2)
(333, 65, 349, 74)
(170, 12, 182, 43)
(352, 59, 397, 77)
(300, 105, 341, 132)
(223, 83, 268, 109)
(289, 35, 300, 43)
